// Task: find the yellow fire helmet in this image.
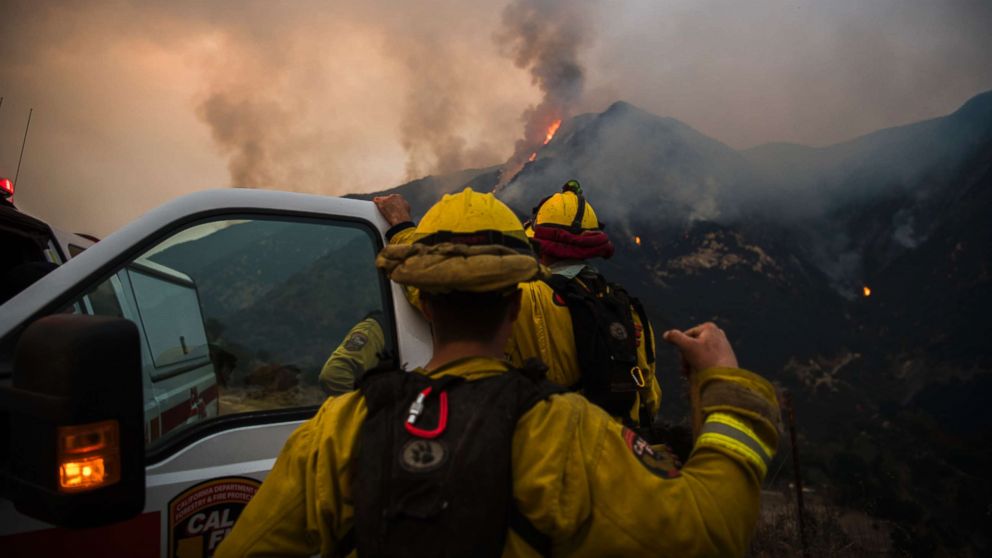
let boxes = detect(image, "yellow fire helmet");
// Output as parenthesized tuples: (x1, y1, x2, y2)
(376, 188, 546, 293)
(529, 180, 603, 234)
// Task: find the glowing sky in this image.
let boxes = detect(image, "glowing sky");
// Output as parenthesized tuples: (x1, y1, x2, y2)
(1, 0, 990, 236)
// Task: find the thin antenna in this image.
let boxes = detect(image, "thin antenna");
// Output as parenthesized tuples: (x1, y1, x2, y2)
(14, 108, 33, 187)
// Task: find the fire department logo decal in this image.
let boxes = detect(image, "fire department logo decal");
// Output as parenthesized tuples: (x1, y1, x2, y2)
(168, 476, 261, 558)
(621, 427, 681, 479)
(400, 439, 448, 473)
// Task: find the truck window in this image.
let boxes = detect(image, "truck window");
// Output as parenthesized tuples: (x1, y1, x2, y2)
(129, 267, 209, 368)
(61, 216, 394, 452)
(83, 275, 125, 318)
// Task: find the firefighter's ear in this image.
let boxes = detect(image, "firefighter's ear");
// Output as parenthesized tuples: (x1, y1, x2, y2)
(420, 294, 436, 323)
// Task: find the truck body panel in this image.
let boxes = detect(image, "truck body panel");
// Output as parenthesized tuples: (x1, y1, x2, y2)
(0, 189, 432, 556)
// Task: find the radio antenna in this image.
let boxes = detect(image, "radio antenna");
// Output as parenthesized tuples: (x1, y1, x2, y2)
(14, 108, 33, 187)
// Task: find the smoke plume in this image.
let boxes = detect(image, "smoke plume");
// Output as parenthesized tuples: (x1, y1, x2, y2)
(494, 0, 597, 189)
(388, 30, 512, 181)
(2, 0, 990, 236)
(196, 91, 300, 188)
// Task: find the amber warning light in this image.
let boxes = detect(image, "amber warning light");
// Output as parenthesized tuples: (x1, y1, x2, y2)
(58, 420, 121, 492)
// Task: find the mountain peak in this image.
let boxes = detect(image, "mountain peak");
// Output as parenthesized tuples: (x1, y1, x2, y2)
(599, 100, 686, 130)
(604, 100, 641, 115)
(497, 99, 752, 225)
(950, 89, 992, 123)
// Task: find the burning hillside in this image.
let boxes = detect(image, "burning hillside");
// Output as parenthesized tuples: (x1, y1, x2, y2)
(494, 0, 593, 190)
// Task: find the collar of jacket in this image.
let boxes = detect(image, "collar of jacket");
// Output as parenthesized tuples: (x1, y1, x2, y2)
(550, 260, 594, 279)
(416, 356, 513, 381)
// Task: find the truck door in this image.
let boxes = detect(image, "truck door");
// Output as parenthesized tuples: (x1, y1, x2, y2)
(0, 191, 431, 557)
(123, 260, 219, 442)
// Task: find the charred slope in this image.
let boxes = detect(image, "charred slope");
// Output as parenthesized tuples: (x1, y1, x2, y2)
(597, 219, 851, 418)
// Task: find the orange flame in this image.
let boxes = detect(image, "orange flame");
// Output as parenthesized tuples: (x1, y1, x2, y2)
(863, 285, 871, 297)
(543, 119, 562, 145)
(634, 236, 641, 246)
(528, 152, 537, 162)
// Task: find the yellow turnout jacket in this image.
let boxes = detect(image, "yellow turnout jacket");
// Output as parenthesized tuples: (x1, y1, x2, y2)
(216, 357, 778, 557)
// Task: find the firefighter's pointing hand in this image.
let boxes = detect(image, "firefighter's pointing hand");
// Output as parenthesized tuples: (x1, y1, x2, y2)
(663, 322, 738, 371)
(373, 194, 412, 227)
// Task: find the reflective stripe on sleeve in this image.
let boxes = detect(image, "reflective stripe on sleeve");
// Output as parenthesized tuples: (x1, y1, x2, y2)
(697, 412, 773, 475)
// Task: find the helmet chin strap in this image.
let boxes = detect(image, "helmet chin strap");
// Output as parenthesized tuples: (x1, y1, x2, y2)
(569, 195, 587, 232)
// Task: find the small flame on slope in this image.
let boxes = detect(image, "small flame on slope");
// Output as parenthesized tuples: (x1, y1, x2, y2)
(502, 119, 566, 189)
(543, 119, 562, 145)
(634, 236, 641, 246)
(863, 285, 871, 297)
(526, 120, 562, 165)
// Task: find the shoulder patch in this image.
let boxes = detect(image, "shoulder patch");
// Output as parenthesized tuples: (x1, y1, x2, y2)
(344, 331, 369, 351)
(621, 427, 681, 479)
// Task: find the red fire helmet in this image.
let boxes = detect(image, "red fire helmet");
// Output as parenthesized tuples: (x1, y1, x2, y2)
(0, 177, 13, 198)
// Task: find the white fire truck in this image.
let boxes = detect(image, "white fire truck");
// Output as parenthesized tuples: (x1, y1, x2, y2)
(1, 177, 96, 303)
(0, 189, 432, 556)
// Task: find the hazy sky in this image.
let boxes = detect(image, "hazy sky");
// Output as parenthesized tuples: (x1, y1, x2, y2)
(1, 0, 990, 236)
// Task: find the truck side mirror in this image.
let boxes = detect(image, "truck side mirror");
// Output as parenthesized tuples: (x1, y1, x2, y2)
(0, 314, 145, 527)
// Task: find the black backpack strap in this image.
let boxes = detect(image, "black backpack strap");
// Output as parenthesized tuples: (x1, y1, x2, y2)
(336, 527, 356, 557)
(509, 503, 552, 557)
(569, 195, 586, 232)
(541, 272, 571, 293)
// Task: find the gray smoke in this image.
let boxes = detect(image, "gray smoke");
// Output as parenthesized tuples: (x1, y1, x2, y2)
(3, 0, 991, 237)
(196, 91, 299, 189)
(389, 34, 503, 181)
(494, 0, 598, 189)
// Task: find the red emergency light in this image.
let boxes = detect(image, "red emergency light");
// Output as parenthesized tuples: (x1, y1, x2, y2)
(0, 177, 13, 199)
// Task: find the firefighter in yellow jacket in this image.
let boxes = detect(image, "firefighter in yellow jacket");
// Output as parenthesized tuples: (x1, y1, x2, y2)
(217, 188, 780, 557)
(378, 181, 661, 426)
(319, 312, 386, 395)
